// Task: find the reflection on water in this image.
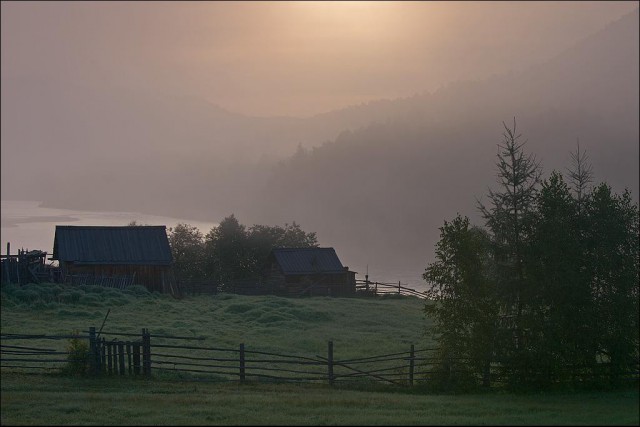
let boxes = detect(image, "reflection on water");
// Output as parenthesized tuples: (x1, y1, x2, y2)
(0, 200, 218, 255)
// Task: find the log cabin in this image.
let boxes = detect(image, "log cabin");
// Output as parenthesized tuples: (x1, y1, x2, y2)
(263, 247, 356, 297)
(52, 225, 175, 293)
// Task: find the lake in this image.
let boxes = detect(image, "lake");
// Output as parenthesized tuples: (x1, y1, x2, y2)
(0, 200, 218, 256)
(1, 200, 428, 292)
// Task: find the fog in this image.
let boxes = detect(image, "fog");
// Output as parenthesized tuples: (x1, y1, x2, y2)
(2, 2, 638, 283)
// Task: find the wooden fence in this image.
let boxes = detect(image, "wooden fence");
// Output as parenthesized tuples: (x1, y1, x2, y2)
(355, 279, 427, 299)
(178, 279, 428, 299)
(0, 332, 88, 372)
(0, 327, 435, 384)
(2, 328, 637, 388)
(63, 274, 137, 289)
(1, 244, 55, 286)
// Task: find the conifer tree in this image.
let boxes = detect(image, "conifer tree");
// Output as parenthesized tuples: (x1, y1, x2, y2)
(477, 118, 542, 353)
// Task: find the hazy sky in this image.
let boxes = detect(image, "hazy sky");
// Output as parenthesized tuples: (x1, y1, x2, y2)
(2, 1, 637, 117)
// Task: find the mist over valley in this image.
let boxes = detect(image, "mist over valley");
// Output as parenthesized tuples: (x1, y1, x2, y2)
(2, 4, 638, 283)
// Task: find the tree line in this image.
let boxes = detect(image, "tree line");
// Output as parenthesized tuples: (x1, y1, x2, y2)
(166, 214, 318, 289)
(424, 119, 639, 390)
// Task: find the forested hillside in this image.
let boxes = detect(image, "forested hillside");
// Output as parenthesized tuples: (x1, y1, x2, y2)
(244, 9, 639, 278)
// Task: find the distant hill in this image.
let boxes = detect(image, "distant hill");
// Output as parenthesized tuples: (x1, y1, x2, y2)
(243, 9, 639, 279)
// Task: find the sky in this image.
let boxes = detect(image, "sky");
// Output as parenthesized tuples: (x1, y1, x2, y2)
(2, 1, 637, 117)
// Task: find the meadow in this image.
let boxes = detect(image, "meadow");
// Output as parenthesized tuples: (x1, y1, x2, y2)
(0, 282, 428, 357)
(1, 283, 638, 425)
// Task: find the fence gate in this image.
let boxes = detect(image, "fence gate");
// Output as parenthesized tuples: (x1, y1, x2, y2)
(89, 327, 151, 376)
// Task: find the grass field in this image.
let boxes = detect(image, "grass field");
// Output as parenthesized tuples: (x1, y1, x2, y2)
(0, 283, 429, 358)
(1, 283, 639, 425)
(2, 373, 638, 425)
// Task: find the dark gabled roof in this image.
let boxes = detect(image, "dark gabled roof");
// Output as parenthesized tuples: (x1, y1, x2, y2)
(270, 247, 345, 275)
(52, 225, 172, 265)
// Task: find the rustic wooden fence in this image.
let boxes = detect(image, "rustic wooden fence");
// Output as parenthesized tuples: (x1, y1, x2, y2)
(0, 328, 434, 385)
(1, 244, 54, 286)
(2, 328, 637, 387)
(355, 279, 427, 299)
(0, 332, 91, 372)
(179, 279, 428, 299)
(63, 274, 137, 289)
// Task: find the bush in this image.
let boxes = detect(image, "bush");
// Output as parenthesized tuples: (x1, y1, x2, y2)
(62, 331, 91, 376)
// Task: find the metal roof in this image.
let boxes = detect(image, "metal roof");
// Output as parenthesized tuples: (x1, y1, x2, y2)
(52, 225, 172, 265)
(271, 247, 345, 275)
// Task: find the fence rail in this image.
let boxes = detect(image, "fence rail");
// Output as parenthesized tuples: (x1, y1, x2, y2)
(0, 332, 89, 373)
(355, 279, 427, 299)
(2, 328, 637, 388)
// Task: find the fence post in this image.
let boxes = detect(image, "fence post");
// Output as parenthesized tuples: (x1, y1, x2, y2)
(239, 343, 245, 383)
(142, 328, 151, 376)
(409, 344, 415, 387)
(118, 342, 125, 375)
(133, 342, 141, 375)
(5, 243, 10, 284)
(328, 341, 334, 386)
(398, 281, 401, 295)
(101, 338, 106, 373)
(107, 341, 113, 374)
(88, 327, 97, 375)
(127, 342, 132, 375)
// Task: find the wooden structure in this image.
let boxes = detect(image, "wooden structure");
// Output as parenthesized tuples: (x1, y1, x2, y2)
(1, 242, 57, 285)
(262, 247, 356, 297)
(51, 225, 176, 294)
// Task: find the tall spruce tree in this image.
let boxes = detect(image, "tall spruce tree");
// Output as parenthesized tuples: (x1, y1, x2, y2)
(477, 118, 542, 357)
(567, 139, 594, 210)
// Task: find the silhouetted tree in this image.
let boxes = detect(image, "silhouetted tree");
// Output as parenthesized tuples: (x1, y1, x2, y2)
(168, 223, 205, 282)
(424, 215, 497, 389)
(477, 118, 542, 365)
(567, 139, 594, 210)
(203, 215, 319, 289)
(426, 120, 639, 390)
(204, 214, 250, 288)
(246, 222, 318, 275)
(584, 184, 639, 385)
(526, 172, 595, 384)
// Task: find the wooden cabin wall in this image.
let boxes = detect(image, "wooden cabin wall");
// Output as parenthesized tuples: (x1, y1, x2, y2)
(62, 262, 172, 293)
(284, 273, 355, 297)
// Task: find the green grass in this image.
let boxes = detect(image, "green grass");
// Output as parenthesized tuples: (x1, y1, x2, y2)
(1, 373, 638, 425)
(1, 282, 429, 358)
(1, 283, 639, 425)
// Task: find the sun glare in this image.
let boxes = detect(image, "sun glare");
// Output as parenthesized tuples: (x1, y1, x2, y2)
(290, 1, 399, 39)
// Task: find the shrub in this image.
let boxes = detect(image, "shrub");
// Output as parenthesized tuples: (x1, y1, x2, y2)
(62, 331, 90, 376)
